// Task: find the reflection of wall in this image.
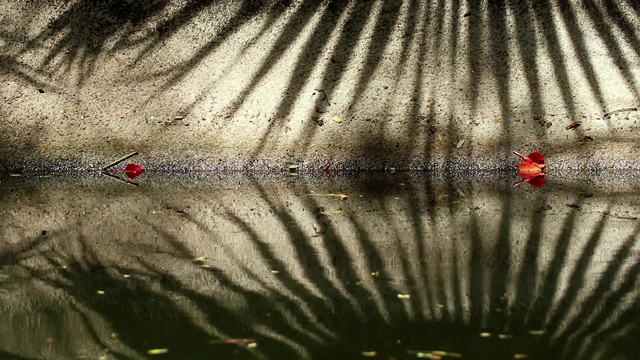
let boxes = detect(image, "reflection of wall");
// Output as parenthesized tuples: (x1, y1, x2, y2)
(0, 174, 639, 359)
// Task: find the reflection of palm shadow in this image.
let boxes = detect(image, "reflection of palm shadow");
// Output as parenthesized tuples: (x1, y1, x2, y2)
(4, 176, 640, 359)
(23, 230, 263, 359)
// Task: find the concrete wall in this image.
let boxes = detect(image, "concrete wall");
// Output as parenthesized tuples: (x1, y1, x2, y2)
(1, 0, 640, 170)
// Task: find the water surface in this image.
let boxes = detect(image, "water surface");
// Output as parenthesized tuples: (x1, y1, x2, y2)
(1, 172, 639, 359)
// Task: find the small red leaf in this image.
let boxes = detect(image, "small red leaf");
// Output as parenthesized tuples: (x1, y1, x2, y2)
(514, 173, 545, 188)
(527, 151, 545, 165)
(513, 150, 546, 188)
(124, 163, 144, 179)
(513, 151, 545, 174)
(528, 174, 545, 188)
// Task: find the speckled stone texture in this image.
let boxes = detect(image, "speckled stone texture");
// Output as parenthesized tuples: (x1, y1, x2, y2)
(1, 0, 639, 172)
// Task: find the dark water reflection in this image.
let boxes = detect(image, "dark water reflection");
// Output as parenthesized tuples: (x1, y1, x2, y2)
(1, 172, 640, 360)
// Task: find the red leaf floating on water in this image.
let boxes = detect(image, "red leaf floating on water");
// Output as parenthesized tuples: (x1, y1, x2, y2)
(527, 151, 545, 165)
(513, 151, 545, 188)
(514, 151, 545, 174)
(124, 163, 144, 179)
(527, 174, 545, 188)
(514, 173, 546, 188)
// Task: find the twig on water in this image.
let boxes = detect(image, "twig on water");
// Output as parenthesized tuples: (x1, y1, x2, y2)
(102, 151, 138, 171)
(100, 171, 139, 187)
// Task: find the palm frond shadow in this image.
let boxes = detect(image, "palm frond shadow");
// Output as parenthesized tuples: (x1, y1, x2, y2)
(149, 177, 640, 358)
(3, 1, 640, 165)
(2, 176, 640, 359)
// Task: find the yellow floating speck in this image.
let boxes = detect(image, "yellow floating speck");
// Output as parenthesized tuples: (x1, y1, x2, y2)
(97, 290, 105, 295)
(147, 349, 169, 355)
(480, 332, 491, 337)
(332, 116, 342, 123)
(397, 294, 411, 299)
(514, 354, 528, 359)
(362, 351, 377, 357)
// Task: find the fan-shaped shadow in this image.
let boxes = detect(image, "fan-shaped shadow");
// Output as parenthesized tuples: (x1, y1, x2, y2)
(2, 174, 640, 358)
(2, 1, 640, 167)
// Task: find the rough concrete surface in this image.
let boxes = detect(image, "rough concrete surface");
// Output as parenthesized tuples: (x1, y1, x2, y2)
(1, 0, 640, 171)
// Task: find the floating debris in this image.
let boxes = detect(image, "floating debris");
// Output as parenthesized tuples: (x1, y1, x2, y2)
(565, 121, 582, 130)
(513, 151, 546, 188)
(306, 193, 348, 201)
(332, 116, 343, 123)
(480, 332, 491, 337)
(147, 349, 169, 355)
(407, 350, 461, 359)
(123, 163, 144, 179)
(528, 330, 545, 336)
(97, 290, 105, 295)
(209, 338, 256, 347)
(397, 294, 411, 299)
(362, 351, 377, 357)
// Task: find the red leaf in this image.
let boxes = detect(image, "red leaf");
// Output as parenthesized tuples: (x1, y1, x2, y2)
(527, 151, 545, 165)
(528, 174, 545, 188)
(513, 151, 545, 174)
(513, 151, 546, 188)
(124, 163, 144, 179)
(513, 173, 545, 188)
